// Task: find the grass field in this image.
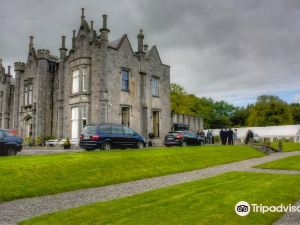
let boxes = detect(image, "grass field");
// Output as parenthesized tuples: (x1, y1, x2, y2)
(256, 155, 300, 171)
(0, 145, 264, 202)
(270, 142, 300, 152)
(20, 172, 300, 225)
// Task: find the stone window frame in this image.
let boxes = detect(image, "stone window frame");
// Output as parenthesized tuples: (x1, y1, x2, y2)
(82, 67, 89, 93)
(70, 66, 90, 96)
(151, 75, 160, 97)
(72, 69, 80, 94)
(23, 79, 33, 107)
(121, 68, 130, 92)
(70, 103, 90, 139)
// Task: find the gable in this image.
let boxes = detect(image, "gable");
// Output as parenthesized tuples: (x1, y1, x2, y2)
(109, 34, 135, 57)
(146, 45, 162, 65)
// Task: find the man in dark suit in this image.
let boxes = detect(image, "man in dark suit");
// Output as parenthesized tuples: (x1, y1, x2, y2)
(228, 128, 234, 145)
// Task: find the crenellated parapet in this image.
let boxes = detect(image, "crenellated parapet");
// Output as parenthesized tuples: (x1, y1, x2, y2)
(37, 49, 50, 59)
(0, 59, 4, 74)
(14, 62, 25, 72)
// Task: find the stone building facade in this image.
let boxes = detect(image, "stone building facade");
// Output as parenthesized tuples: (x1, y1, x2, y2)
(0, 9, 172, 145)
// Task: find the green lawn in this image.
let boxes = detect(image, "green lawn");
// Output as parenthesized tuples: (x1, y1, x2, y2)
(256, 155, 300, 171)
(270, 142, 300, 152)
(20, 172, 300, 225)
(0, 145, 264, 202)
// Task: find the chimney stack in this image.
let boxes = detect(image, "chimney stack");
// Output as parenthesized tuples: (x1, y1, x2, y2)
(61, 35, 66, 49)
(81, 8, 85, 21)
(100, 14, 110, 42)
(137, 29, 144, 53)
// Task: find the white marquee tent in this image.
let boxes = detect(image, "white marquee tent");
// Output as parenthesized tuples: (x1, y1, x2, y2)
(205, 125, 300, 143)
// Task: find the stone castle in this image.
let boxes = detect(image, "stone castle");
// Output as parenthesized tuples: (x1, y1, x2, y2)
(0, 9, 172, 144)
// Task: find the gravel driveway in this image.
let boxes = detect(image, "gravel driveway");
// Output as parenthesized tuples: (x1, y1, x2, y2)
(1, 151, 300, 225)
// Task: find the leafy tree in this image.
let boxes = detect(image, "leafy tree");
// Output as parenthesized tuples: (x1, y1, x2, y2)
(230, 106, 251, 127)
(290, 103, 300, 124)
(247, 95, 293, 126)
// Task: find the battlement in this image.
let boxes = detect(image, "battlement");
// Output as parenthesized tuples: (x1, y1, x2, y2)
(49, 55, 59, 62)
(37, 49, 50, 59)
(14, 62, 25, 72)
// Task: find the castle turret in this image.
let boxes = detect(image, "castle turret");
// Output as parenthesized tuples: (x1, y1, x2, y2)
(37, 49, 50, 59)
(99, 15, 110, 123)
(2, 65, 12, 129)
(13, 62, 25, 130)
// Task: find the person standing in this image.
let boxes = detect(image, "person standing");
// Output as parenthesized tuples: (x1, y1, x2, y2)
(224, 128, 228, 145)
(211, 130, 215, 144)
(233, 129, 238, 144)
(220, 129, 224, 145)
(228, 128, 234, 145)
(207, 130, 212, 144)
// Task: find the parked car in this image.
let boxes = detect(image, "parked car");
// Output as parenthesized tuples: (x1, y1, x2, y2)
(0, 129, 23, 156)
(79, 123, 146, 150)
(164, 131, 203, 147)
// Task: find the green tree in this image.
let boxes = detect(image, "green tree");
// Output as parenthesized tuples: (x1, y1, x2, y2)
(208, 101, 236, 128)
(230, 106, 251, 127)
(290, 103, 300, 124)
(247, 95, 293, 126)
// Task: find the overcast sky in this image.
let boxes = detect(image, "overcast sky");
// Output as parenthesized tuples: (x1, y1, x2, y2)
(1, 0, 300, 106)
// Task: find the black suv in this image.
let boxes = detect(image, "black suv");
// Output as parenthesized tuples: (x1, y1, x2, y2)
(164, 131, 204, 147)
(0, 129, 23, 156)
(79, 124, 146, 150)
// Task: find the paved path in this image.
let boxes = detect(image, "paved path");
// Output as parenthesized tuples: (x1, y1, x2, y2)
(1, 151, 300, 225)
(274, 199, 300, 225)
(19, 149, 84, 156)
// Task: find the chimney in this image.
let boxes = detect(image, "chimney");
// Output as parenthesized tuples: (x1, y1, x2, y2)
(103, 15, 107, 29)
(29, 36, 34, 53)
(137, 29, 144, 53)
(81, 8, 85, 21)
(100, 14, 110, 42)
(90, 21, 94, 30)
(8, 66, 11, 75)
(72, 30, 76, 50)
(61, 35, 66, 49)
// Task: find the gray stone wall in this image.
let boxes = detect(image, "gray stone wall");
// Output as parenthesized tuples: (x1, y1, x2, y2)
(0, 11, 178, 146)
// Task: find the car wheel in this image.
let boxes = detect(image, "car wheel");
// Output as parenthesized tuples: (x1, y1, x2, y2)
(7, 149, 17, 156)
(181, 141, 187, 147)
(137, 141, 144, 149)
(102, 142, 112, 150)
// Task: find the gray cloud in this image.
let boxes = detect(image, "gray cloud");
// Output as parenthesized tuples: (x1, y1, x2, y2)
(1, 0, 300, 106)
